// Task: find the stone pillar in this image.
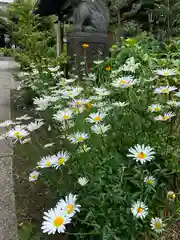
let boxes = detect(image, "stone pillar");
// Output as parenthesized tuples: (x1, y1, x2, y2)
(67, 32, 109, 73)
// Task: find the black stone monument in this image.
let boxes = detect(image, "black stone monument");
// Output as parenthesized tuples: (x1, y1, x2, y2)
(34, 0, 109, 71)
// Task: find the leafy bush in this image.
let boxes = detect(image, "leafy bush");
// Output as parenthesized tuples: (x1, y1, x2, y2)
(5, 0, 68, 106)
(6, 0, 66, 68)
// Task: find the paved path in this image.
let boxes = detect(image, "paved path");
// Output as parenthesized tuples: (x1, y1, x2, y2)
(0, 58, 19, 240)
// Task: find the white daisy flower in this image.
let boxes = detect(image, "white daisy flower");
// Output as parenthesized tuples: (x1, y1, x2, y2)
(41, 208, 71, 235)
(86, 112, 107, 124)
(154, 112, 176, 121)
(167, 191, 176, 201)
(48, 66, 60, 72)
(167, 100, 180, 107)
(111, 76, 137, 88)
(56, 193, 81, 217)
(68, 132, 88, 144)
(16, 114, 32, 121)
(156, 68, 176, 77)
(53, 109, 73, 122)
(93, 60, 104, 64)
(112, 102, 129, 107)
(33, 96, 51, 111)
(37, 155, 56, 168)
(148, 104, 163, 112)
(119, 57, 140, 73)
(61, 87, 83, 99)
(44, 143, 54, 148)
(64, 78, 76, 84)
(70, 99, 90, 107)
(53, 151, 69, 169)
(174, 91, 180, 97)
(58, 78, 76, 86)
(7, 125, 29, 142)
(29, 170, 40, 182)
(0, 120, 14, 127)
(26, 120, 44, 132)
(93, 87, 111, 96)
(154, 86, 177, 94)
(77, 177, 89, 186)
(127, 144, 155, 164)
(144, 176, 156, 186)
(91, 124, 111, 135)
(131, 201, 148, 219)
(150, 217, 165, 233)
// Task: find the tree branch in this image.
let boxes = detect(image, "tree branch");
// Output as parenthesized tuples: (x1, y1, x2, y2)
(121, 2, 142, 21)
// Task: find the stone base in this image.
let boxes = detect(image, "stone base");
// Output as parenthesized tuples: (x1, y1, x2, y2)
(67, 32, 109, 71)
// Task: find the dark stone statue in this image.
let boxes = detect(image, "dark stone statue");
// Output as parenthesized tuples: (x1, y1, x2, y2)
(34, 0, 109, 33)
(72, 0, 109, 32)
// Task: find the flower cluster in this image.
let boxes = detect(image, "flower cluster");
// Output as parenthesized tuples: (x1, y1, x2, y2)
(42, 193, 80, 234)
(8, 44, 180, 239)
(37, 151, 69, 169)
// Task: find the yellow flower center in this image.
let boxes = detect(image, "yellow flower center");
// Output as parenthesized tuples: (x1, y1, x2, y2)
(66, 204, 74, 214)
(85, 103, 92, 110)
(76, 101, 81, 105)
(119, 79, 127, 85)
(69, 92, 73, 96)
(137, 152, 147, 159)
(77, 137, 85, 142)
(63, 115, 69, 119)
(164, 72, 169, 76)
(94, 116, 101, 121)
(168, 193, 176, 199)
(154, 222, 162, 229)
(147, 180, 153, 185)
(112, 44, 117, 49)
(105, 66, 111, 71)
(154, 106, 160, 112)
(14, 131, 23, 139)
(31, 175, 37, 179)
(45, 161, 51, 167)
(82, 43, 89, 48)
(53, 216, 64, 227)
(58, 157, 65, 165)
(137, 207, 143, 213)
(162, 116, 168, 121)
(162, 88, 168, 93)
